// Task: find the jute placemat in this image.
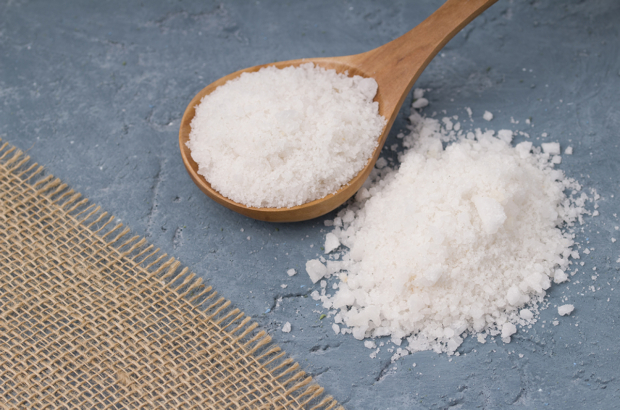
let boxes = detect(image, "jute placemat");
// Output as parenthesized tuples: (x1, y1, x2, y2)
(0, 141, 343, 410)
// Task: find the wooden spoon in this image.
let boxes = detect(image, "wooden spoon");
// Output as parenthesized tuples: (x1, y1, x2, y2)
(179, 0, 497, 222)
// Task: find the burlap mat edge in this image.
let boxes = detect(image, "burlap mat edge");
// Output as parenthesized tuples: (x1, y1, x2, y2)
(1, 140, 345, 410)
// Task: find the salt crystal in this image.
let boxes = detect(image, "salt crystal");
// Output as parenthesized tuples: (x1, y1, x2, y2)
(472, 196, 507, 235)
(519, 309, 534, 320)
(541, 142, 561, 155)
(413, 88, 425, 99)
(502, 323, 517, 339)
(483, 111, 493, 121)
(558, 304, 574, 316)
(282, 322, 292, 333)
(305, 259, 327, 283)
(375, 157, 388, 169)
(364, 340, 376, 349)
(324, 233, 340, 253)
(287, 268, 297, 277)
(554, 270, 569, 284)
(565, 146, 573, 155)
(412, 98, 429, 109)
(497, 129, 513, 143)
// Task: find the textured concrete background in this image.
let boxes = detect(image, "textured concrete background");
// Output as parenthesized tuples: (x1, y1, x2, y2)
(2, 0, 620, 408)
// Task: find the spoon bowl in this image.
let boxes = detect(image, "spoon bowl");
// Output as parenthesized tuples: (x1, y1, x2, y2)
(179, 0, 497, 222)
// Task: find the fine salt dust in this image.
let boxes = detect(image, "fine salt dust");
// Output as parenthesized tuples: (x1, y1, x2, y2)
(307, 93, 589, 355)
(187, 63, 386, 208)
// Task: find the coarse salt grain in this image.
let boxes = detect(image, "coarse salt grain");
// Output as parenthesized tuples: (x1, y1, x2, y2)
(483, 110, 493, 121)
(187, 63, 386, 208)
(310, 97, 587, 355)
(541, 142, 561, 155)
(558, 304, 574, 316)
(282, 322, 292, 333)
(324, 233, 340, 253)
(306, 259, 327, 283)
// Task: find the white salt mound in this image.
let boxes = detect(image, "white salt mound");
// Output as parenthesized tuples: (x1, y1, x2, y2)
(312, 103, 586, 355)
(558, 304, 575, 316)
(187, 63, 386, 208)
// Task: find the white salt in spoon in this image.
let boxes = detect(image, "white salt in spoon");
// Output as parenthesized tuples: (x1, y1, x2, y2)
(179, 0, 497, 222)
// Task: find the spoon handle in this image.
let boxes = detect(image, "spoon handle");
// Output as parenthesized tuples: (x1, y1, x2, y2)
(350, 0, 498, 118)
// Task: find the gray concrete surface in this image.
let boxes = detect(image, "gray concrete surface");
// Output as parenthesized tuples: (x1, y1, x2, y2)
(2, 0, 620, 408)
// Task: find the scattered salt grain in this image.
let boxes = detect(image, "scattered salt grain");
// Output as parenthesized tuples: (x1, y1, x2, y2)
(187, 63, 385, 208)
(412, 89, 429, 109)
(375, 157, 388, 169)
(483, 110, 493, 121)
(412, 98, 429, 109)
(558, 304, 575, 316)
(281, 284, 288, 288)
(519, 309, 534, 320)
(541, 142, 561, 155)
(282, 322, 292, 333)
(565, 146, 573, 155)
(306, 259, 327, 283)
(553, 269, 569, 284)
(501, 323, 517, 339)
(364, 340, 377, 349)
(287, 268, 297, 277)
(324, 233, 340, 253)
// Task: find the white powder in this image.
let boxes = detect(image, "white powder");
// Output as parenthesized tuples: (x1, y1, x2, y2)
(311, 98, 587, 355)
(187, 63, 386, 208)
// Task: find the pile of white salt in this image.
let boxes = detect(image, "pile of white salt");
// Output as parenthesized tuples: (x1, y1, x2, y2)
(187, 63, 385, 208)
(306, 94, 588, 355)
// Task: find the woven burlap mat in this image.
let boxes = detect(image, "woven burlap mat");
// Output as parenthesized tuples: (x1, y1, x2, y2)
(0, 142, 343, 410)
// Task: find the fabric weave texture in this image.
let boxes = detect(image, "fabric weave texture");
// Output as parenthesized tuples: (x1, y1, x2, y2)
(0, 141, 342, 410)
